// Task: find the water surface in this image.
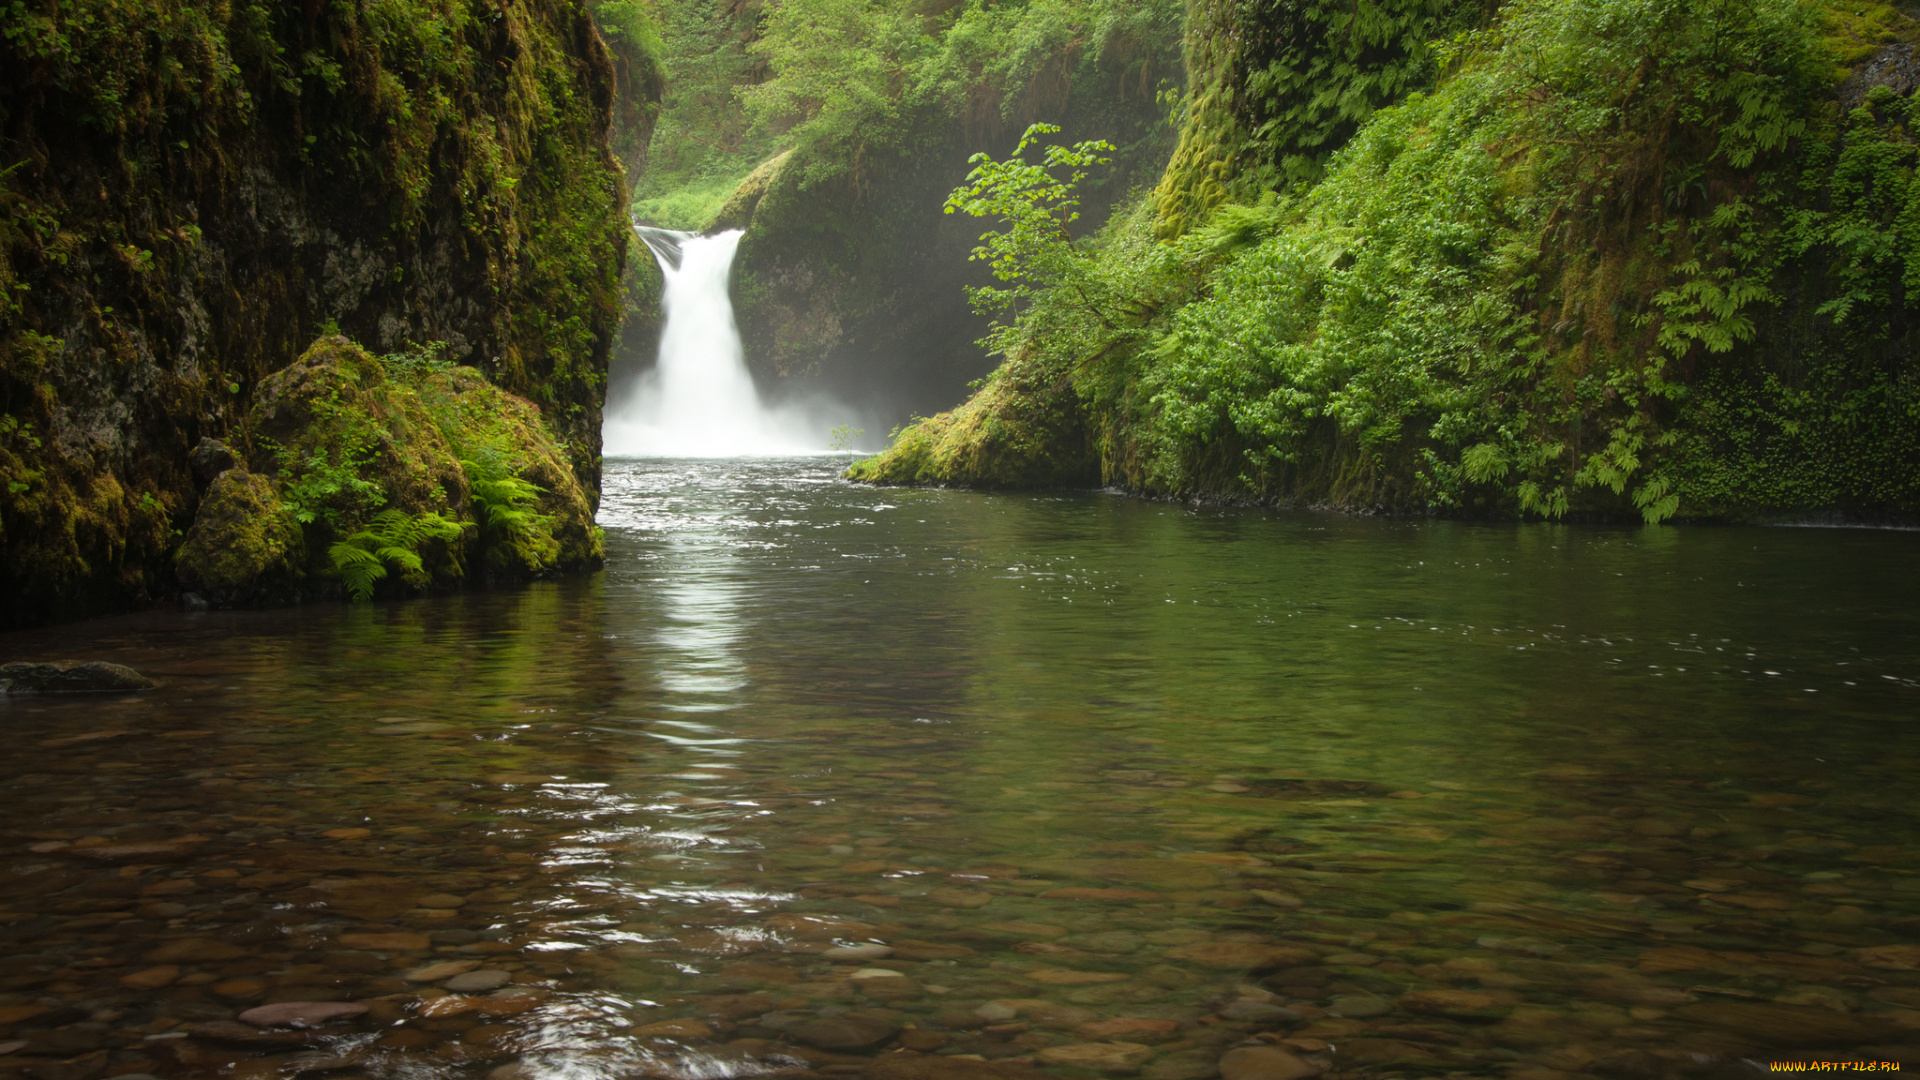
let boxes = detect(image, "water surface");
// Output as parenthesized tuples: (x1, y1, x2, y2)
(4, 459, 1920, 1079)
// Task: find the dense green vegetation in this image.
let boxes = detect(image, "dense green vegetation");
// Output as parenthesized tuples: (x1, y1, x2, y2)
(177, 335, 601, 605)
(632, 0, 1182, 229)
(855, 0, 1920, 522)
(0, 0, 637, 624)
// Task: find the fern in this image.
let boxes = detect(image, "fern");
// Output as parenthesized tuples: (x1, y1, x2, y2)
(327, 509, 470, 602)
(462, 458, 560, 571)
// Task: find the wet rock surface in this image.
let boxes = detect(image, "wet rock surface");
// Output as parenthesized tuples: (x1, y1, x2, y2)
(0, 661, 154, 695)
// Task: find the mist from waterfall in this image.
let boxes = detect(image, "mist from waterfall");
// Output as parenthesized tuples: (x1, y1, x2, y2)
(604, 227, 853, 458)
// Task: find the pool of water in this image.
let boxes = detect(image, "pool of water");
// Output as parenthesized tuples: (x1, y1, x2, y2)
(3, 458, 1920, 1080)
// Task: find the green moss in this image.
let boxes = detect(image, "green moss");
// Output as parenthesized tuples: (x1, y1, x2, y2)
(174, 470, 305, 604)
(847, 356, 1099, 487)
(703, 151, 792, 231)
(0, 0, 641, 626)
(864, 0, 1920, 525)
(231, 335, 600, 601)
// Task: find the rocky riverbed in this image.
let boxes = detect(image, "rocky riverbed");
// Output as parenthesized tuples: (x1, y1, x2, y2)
(4, 458, 1918, 1079)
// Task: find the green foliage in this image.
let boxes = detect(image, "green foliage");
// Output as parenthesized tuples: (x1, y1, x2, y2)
(1238, 0, 1482, 180)
(1126, 0, 1844, 518)
(636, 0, 1182, 216)
(278, 450, 380, 528)
(273, 394, 389, 531)
(590, 0, 666, 60)
(945, 124, 1116, 325)
(0, 0, 630, 624)
(462, 453, 560, 573)
(628, 0, 781, 217)
(744, 0, 933, 185)
(328, 509, 470, 603)
(1152, 0, 1487, 234)
(633, 171, 761, 229)
(829, 424, 865, 450)
(748, 0, 1178, 186)
(867, 0, 1920, 523)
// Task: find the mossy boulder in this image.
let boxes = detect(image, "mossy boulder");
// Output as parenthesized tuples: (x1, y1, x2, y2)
(401, 354, 603, 577)
(176, 335, 602, 604)
(174, 471, 306, 605)
(846, 358, 1098, 488)
(253, 336, 475, 526)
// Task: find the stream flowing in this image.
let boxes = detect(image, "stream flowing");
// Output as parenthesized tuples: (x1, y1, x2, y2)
(3, 458, 1920, 1078)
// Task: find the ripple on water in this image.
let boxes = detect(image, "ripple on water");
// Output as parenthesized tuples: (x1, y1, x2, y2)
(0, 458, 1917, 1076)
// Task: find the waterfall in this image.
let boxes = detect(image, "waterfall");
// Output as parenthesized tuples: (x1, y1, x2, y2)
(604, 227, 840, 457)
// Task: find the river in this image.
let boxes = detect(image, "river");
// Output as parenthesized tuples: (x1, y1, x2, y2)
(2, 457, 1918, 1078)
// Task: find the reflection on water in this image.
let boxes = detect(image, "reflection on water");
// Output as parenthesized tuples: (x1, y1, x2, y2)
(1, 458, 1919, 1080)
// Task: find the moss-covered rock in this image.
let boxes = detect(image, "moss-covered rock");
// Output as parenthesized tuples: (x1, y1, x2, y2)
(708, 151, 793, 232)
(0, 0, 652, 627)
(401, 353, 603, 577)
(846, 358, 1099, 488)
(189, 334, 602, 603)
(253, 337, 474, 536)
(174, 471, 306, 606)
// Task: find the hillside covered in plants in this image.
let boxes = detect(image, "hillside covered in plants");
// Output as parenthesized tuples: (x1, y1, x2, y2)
(0, 0, 655, 625)
(850, 0, 1920, 523)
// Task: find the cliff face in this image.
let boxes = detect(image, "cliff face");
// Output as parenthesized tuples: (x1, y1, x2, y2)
(0, 0, 639, 626)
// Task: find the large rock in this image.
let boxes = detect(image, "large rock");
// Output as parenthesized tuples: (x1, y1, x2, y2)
(173, 470, 304, 604)
(253, 336, 603, 585)
(166, 335, 609, 606)
(1, 660, 153, 694)
(248, 336, 473, 526)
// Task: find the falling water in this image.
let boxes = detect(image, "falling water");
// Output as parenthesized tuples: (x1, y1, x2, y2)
(604, 227, 841, 457)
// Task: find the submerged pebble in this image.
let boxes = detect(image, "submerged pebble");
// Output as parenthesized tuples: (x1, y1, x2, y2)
(2, 460, 1918, 1079)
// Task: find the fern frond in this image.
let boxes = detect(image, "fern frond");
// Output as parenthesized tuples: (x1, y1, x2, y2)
(376, 546, 425, 574)
(328, 540, 389, 602)
(328, 542, 384, 567)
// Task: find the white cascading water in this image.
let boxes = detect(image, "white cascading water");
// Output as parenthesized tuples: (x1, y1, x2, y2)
(604, 227, 839, 457)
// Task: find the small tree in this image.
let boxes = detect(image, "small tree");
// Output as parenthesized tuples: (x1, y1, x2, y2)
(945, 123, 1114, 326)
